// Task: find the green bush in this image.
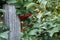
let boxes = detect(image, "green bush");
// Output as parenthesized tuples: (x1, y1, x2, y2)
(0, 0, 60, 40)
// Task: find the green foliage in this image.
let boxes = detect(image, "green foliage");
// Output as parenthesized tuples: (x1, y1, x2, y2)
(6, 0, 17, 4)
(19, 0, 60, 40)
(0, 24, 9, 40)
(0, 0, 60, 40)
(0, 9, 5, 12)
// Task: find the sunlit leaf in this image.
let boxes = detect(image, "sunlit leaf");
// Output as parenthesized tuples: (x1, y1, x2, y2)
(29, 29, 38, 35)
(0, 31, 9, 39)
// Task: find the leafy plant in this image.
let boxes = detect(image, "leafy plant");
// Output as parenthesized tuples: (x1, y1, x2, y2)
(0, 0, 60, 40)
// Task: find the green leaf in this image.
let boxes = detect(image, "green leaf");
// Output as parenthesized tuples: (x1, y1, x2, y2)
(0, 9, 5, 12)
(21, 32, 24, 37)
(7, 0, 17, 4)
(28, 0, 33, 2)
(48, 27, 60, 37)
(56, 18, 60, 23)
(38, 0, 42, 3)
(41, 0, 47, 6)
(26, 3, 37, 9)
(37, 13, 42, 23)
(0, 31, 9, 39)
(29, 29, 38, 35)
(33, 23, 40, 28)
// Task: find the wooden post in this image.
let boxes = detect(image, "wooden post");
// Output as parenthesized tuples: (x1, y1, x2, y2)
(3, 4, 21, 40)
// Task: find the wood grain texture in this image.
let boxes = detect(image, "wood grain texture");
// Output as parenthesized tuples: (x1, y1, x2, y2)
(3, 4, 21, 40)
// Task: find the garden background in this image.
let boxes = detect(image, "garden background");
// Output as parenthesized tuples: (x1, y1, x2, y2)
(0, 0, 60, 40)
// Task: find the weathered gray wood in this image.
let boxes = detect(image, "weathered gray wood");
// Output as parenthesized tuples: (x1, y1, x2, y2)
(3, 4, 21, 40)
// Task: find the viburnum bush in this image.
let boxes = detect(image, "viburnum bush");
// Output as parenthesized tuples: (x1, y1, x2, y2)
(0, 0, 60, 40)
